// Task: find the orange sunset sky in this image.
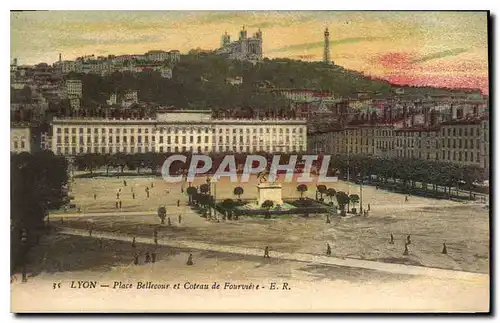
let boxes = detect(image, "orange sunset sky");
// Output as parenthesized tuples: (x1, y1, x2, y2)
(10, 11, 489, 93)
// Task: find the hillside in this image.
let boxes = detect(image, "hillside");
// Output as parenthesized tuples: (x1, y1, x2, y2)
(72, 53, 477, 113)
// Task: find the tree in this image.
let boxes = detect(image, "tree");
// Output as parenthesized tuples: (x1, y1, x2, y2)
(233, 187, 244, 201)
(157, 206, 166, 224)
(335, 191, 350, 216)
(186, 186, 198, 205)
(297, 184, 308, 199)
(316, 184, 327, 200)
(11, 151, 68, 273)
(326, 188, 336, 204)
(349, 194, 360, 213)
(261, 200, 274, 219)
(199, 183, 210, 195)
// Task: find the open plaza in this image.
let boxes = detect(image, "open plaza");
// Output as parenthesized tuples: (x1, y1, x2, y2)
(11, 172, 490, 312)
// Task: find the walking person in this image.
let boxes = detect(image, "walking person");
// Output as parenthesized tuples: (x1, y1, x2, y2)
(93, 192, 97, 200)
(403, 242, 409, 256)
(178, 214, 182, 224)
(442, 242, 448, 254)
(145, 252, 151, 263)
(119, 200, 122, 209)
(177, 200, 180, 207)
(132, 237, 136, 248)
(168, 217, 171, 227)
(123, 180, 127, 187)
(133, 253, 139, 265)
(406, 235, 411, 245)
(405, 195, 409, 202)
(186, 254, 194, 266)
(389, 233, 394, 244)
(326, 243, 332, 256)
(264, 246, 270, 258)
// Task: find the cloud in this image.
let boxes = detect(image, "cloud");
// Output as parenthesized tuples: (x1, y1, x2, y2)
(269, 36, 386, 53)
(410, 48, 469, 64)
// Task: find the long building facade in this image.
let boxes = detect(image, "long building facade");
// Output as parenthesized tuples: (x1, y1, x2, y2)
(49, 111, 307, 156)
(308, 116, 489, 169)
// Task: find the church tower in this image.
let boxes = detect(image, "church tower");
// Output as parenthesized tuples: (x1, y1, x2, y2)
(323, 27, 332, 65)
(221, 31, 231, 47)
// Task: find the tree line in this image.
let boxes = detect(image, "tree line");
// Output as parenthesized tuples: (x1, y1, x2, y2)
(74, 151, 488, 200)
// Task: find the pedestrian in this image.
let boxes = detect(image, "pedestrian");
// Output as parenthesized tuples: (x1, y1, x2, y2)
(154, 228, 158, 238)
(326, 243, 331, 256)
(132, 192, 135, 199)
(152, 252, 156, 263)
(146, 191, 150, 198)
(368, 203, 371, 211)
(154, 237, 158, 245)
(407, 235, 411, 245)
(145, 252, 151, 263)
(186, 253, 193, 266)
(115, 201, 119, 209)
(403, 243, 409, 256)
(405, 195, 409, 202)
(177, 200, 180, 207)
(119, 188, 122, 193)
(151, 182, 154, 188)
(442, 242, 448, 254)
(89, 227, 93, 237)
(181, 187, 184, 194)
(116, 192, 120, 199)
(132, 237, 136, 248)
(93, 193, 97, 200)
(264, 246, 270, 258)
(133, 253, 139, 265)
(21, 266, 27, 283)
(168, 217, 171, 226)
(119, 200, 122, 209)
(178, 214, 182, 224)
(123, 180, 127, 187)
(389, 233, 394, 244)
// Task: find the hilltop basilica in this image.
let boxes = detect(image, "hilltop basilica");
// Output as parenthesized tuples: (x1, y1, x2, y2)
(215, 26, 263, 61)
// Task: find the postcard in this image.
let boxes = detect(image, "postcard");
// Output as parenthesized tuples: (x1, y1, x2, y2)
(10, 10, 490, 313)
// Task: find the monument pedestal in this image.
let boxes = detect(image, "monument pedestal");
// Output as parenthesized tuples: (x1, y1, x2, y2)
(257, 183, 283, 207)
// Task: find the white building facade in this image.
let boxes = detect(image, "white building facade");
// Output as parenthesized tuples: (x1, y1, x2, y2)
(50, 111, 307, 156)
(11, 126, 32, 153)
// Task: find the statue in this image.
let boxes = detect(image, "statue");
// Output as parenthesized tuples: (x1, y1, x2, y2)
(257, 168, 269, 183)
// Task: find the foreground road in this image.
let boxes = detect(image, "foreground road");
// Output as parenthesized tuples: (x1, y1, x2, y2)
(59, 227, 487, 281)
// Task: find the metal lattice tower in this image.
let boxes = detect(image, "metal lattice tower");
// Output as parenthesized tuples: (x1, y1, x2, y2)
(323, 27, 332, 65)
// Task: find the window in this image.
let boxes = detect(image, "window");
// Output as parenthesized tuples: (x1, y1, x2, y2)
(72, 136, 76, 144)
(109, 129, 113, 134)
(159, 136, 164, 143)
(116, 136, 120, 143)
(71, 128, 76, 134)
(123, 136, 127, 143)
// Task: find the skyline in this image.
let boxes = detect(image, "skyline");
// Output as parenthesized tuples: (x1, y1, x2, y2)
(11, 11, 489, 93)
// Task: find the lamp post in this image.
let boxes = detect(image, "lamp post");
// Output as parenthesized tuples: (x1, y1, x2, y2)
(359, 178, 363, 213)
